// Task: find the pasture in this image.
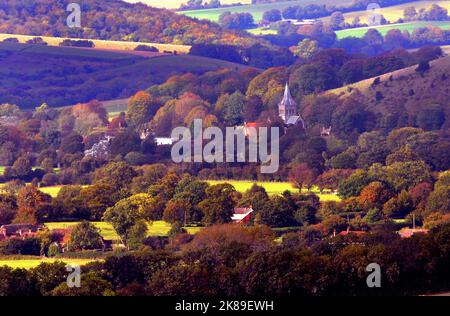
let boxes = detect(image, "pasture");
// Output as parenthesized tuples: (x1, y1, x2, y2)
(180, 0, 354, 22)
(124, 0, 252, 9)
(329, 1, 450, 25)
(206, 180, 341, 201)
(40, 186, 65, 198)
(146, 221, 203, 237)
(44, 222, 122, 242)
(336, 21, 450, 39)
(0, 258, 97, 269)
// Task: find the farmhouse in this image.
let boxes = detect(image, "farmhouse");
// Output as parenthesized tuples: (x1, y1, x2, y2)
(337, 227, 366, 237)
(232, 207, 254, 224)
(0, 224, 40, 240)
(398, 228, 429, 238)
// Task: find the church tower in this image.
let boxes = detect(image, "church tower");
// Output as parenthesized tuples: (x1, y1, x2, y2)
(279, 83, 297, 122)
(278, 83, 305, 129)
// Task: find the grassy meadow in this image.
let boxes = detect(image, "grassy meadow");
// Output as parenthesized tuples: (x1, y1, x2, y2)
(336, 21, 450, 39)
(180, 0, 353, 22)
(327, 1, 450, 25)
(146, 221, 203, 237)
(124, 0, 252, 9)
(206, 180, 341, 202)
(0, 258, 98, 269)
(44, 222, 122, 241)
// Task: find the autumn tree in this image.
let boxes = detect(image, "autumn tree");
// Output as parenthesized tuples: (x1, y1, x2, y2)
(357, 181, 392, 212)
(126, 91, 159, 127)
(14, 186, 51, 224)
(288, 163, 316, 193)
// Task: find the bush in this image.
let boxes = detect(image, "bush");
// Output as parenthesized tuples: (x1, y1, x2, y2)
(47, 243, 60, 257)
(41, 173, 59, 187)
(3, 38, 19, 43)
(26, 37, 47, 45)
(134, 45, 158, 52)
(60, 39, 95, 48)
(124, 152, 148, 166)
(0, 238, 41, 256)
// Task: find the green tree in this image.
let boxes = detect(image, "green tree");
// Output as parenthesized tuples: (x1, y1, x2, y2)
(0, 193, 17, 225)
(69, 221, 103, 251)
(292, 39, 319, 60)
(126, 220, 148, 250)
(51, 272, 114, 296)
(103, 193, 155, 237)
(126, 91, 158, 127)
(198, 184, 236, 225)
(215, 91, 245, 126)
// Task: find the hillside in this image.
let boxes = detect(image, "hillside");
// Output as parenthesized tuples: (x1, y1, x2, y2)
(326, 54, 450, 128)
(180, 0, 354, 22)
(325, 0, 450, 24)
(335, 21, 450, 38)
(0, 0, 257, 47)
(0, 33, 191, 54)
(0, 42, 250, 108)
(124, 0, 252, 9)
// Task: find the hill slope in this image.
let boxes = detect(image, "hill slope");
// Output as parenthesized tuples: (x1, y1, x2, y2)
(327, 55, 450, 128)
(0, 0, 257, 46)
(0, 42, 250, 108)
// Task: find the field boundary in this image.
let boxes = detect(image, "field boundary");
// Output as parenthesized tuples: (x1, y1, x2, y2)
(0, 33, 191, 54)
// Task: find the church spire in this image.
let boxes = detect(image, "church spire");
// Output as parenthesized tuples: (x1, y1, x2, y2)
(281, 82, 295, 106)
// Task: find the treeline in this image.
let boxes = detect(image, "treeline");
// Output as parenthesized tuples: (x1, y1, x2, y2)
(0, 0, 257, 47)
(0, 222, 449, 296)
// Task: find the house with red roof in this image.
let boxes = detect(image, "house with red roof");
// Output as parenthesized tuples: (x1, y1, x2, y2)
(231, 207, 254, 224)
(398, 228, 429, 238)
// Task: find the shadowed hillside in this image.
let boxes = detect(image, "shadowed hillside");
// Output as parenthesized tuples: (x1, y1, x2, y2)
(326, 55, 450, 130)
(0, 42, 251, 108)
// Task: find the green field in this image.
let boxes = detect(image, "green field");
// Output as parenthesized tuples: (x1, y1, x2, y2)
(39, 186, 65, 197)
(146, 220, 203, 237)
(330, 1, 450, 25)
(0, 258, 97, 269)
(336, 21, 450, 39)
(44, 222, 122, 241)
(180, 0, 353, 22)
(125, 0, 252, 9)
(206, 180, 341, 201)
(247, 27, 278, 35)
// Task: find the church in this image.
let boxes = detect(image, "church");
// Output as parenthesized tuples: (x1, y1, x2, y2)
(242, 83, 305, 137)
(278, 83, 305, 129)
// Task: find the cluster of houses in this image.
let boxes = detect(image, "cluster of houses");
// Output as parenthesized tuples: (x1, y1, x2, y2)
(0, 224, 40, 241)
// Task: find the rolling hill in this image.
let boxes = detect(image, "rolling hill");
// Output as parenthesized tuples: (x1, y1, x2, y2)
(335, 21, 450, 38)
(326, 54, 450, 128)
(0, 42, 250, 108)
(0, 0, 258, 46)
(124, 0, 252, 9)
(0, 33, 191, 54)
(325, 0, 450, 24)
(180, 0, 354, 22)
